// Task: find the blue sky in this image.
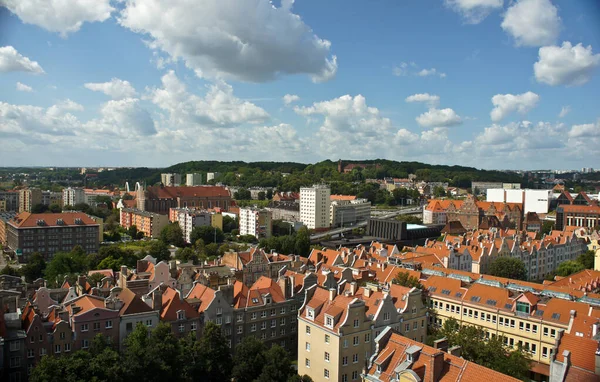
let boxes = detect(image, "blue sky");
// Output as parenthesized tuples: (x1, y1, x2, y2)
(1, 0, 599, 170)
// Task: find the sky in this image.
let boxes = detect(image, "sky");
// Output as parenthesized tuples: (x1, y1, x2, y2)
(0, 0, 599, 170)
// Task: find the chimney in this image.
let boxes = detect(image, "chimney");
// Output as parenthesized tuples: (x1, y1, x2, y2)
(279, 277, 291, 299)
(329, 288, 337, 301)
(350, 281, 358, 296)
(448, 345, 461, 357)
(363, 288, 372, 298)
(432, 351, 445, 382)
(77, 275, 86, 288)
(433, 337, 449, 352)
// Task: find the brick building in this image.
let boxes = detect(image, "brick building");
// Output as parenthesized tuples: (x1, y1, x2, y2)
(136, 185, 232, 214)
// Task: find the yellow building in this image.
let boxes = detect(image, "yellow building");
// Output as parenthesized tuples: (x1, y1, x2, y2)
(422, 274, 597, 378)
(0, 200, 6, 212)
(211, 212, 223, 231)
(18, 188, 42, 212)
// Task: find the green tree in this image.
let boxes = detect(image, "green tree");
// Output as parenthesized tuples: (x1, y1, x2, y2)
(160, 223, 185, 247)
(257, 191, 266, 200)
(48, 203, 62, 213)
(392, 271, 422, 288)
(21, 252, 46, 282)
(433, 186, 446, 198)
(175, 247, 198, 264)
(31, 203, 49, 213)
(256, 345, 295, 382)
(266, 189, 273, 200)
(0, 266, 20, 277)
(190, 225, 225, 244)
(44, 246, 88, 287)
(234, 188, 251, 200)
(198, 322, 232, 381)
(294, 227, 311, 257)
(147, 240, 172, 263)
(541, 220, 554, 235)
(205, 242, 220, 258)
(222, 215, 238, 233)
(577, 250, 595, 269)
(488, 257, 528, 280)
(232, 336, 267, 382)
(555, 260, 585, 277)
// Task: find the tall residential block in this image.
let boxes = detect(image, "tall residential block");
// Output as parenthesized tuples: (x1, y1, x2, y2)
(300, 185, 331, 229)
(63, 187, 86, 207)
(239, 207, 272, 239)
(18, 188, 42, 212)
(186, 173, 202, 186)
(161, 173, 182, 187)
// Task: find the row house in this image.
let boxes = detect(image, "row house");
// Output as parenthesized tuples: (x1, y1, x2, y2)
(221, 248, 293, 286)
(143, 285, 201, 340)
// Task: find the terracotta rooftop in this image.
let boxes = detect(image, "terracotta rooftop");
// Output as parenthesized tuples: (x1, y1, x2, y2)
(8, 212, 98, 228)
(148, 185, 231, 199)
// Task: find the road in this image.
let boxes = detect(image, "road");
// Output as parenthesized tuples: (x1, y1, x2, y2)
(310, 206, 423, 241)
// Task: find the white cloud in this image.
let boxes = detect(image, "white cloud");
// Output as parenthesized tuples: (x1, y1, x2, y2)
(0, 101, 81, 138)
(0, 46, 44, 74)
(568, 122, 598, 138)
(147, 70, 270, 128)
(558, 106, 571, 118)
(534, 42, 600, 86)
(119, 0, 337, 82)
(490, 91, 540, 122)
(1, 0, 113, 37)
(417, 68, 447, 78)
(294, 94, 397, 157)
(85, 98, 156, 137)
(405, 93, 440, 107)
(416, 108, 462, 128)
(84, 78, 137, 100)
(16, 82, 33, 92)
(475, 121, 565, 152)
(393, 62, 446, 78)
(282, 94, 300, 106)
(501, 0, 561, 47)
(444, 0, 503, 24)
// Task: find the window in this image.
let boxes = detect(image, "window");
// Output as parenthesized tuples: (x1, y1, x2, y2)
(342, 356, 348, 365)
(10, 357, 20, 368)
(179, 324, 185, 333)
(353, 336, 359, 346)
(325, 334, 330, 344)
(30, 336, 34, 344)
(383, 312, 390, 321)
(542, 347, 548, 358)
(55, 345, 61, 354)
(145, 319, 152, 327)
(271, 309, 276, 316)
(237, 326, 243, 334)
(81, 324, 89, 332)
(343, 339, 348, 348)
(413, 321, 418, 330)
(551, 329, 556, 338)
(342, 374, 348, 382)
(64, 343, 71, 352)
(352, 370, 359, 380)
(251, 313, 257, 320)
(126, 322, 133, 332)
(526, 323, 531, 332)
(305, 358, 310, 368)
(237, 314, 244, 322)
(178, 311, 185, 320)
(93, 322, 101, 331)
(82, 339, 89, 349)
(261, 311, 267, 318)
(271, 319, 277, 328)
(543, 327, 549, 336)
(280, 307, 286, 314)
(280, 328, 285, 335)
(191, 322, 197, 331)
(251, 324, 257, 332)
(324, 352, 330, 362)
(326, 316, 333, 327)
(280, 317, 285, 326)
(40, 348, 47, 356)
(10, 342, 20, 351)
(306, 326, 311, 335)
(353, 319, 359, 327)
(216, 307, 223, 315)
(519, 322, 524, 331)
(306, 342, 311, 351)
(353, 353, 359, 363)
(324, 369, 330, 379)
(510, 319, 515, 328)
(405, 323, 410, 332)
(217, 317, 223, 325)
(365, 333, 371, 342)
(261, 322, 267, 330)
(27, 349, 34, 358)
(532, 324, 538, 334)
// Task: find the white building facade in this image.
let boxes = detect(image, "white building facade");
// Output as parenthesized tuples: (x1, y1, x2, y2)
(300, 185, 331, 229)
(186, 173, 202, 186)
(62, 188, 85, 207)
(486, 188, 551, 214)
(161, 173, 182, 187)
(239, 207, 272, 239)
(330, 198, 371, 227)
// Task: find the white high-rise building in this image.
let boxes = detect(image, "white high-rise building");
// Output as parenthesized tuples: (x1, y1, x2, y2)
(161, 173, 182, 186)
(62, 187, 85, 207)
(300, 185, 331, 229)
(239, 207, 272, 239)
(186, 173, 202, 186)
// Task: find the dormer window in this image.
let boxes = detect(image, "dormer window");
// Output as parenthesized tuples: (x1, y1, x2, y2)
(177, 311, 185, 320)
(307, 308, 315, 320)
(325, 315, 334, 328)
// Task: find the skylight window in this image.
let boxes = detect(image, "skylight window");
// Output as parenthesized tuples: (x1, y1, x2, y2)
(535, 310, 544, 316)
(470, 296, 481, 303)
(251, 298, 259, 304)
(504, 303, 513, 310)
(551, 313, 561, 320)
(455, 292, 463, 298)
(441, 289, 451, 295)
(486, 299, 497, 306)
(428, 286, 437, 292)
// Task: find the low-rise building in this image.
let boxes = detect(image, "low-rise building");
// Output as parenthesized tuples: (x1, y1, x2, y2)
(6, 212, 100, 261)
(330, 197, 371, 227)
(556, 204, 600, 231)
(120, 208, 169, 238)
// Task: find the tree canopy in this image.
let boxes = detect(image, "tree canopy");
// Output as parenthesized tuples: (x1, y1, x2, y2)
(160, 223, 185, 247)
(190, 225, 225, 244)
(392, 271, 422, 289)
(488, 256, 528, 280)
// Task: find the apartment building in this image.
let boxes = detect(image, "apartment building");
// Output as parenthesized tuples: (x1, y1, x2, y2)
(18, 188, 42, 213)
(186, 173, 202, 186)
(136, 185, 232, 214)
(120, 208, 169, 238)
(239, 207, 272, 239)
(144, 285, 201, 340)
(422, 274, 599, 378)
(62, 187, 85, 207)
(169, 208, 212, 243)
(0, 190, 20, 212)
(161, 173, 182, 187)
(6, 212, 100, 261)
(300, 185, 331, 229)
(221, 247, 293, 286)
(330, 196, 371, 227)
(64, 295, 120, 351)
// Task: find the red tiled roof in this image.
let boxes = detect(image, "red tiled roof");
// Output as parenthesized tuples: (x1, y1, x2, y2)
(119, 288, 154, 316)
(148, 185, 230, 199)
(9, 212, 98, 228)
(186, 283, 216, 313)
(160, 286, 199, 321)
(330, 194, 357, 201)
